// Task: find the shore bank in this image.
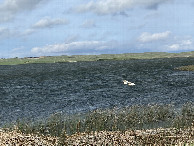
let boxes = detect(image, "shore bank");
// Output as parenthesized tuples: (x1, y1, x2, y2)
(1, 104, 193, 145)
(0, 127, 193, 145)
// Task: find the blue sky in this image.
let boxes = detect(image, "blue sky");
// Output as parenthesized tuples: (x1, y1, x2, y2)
(0, 0, 193, 58)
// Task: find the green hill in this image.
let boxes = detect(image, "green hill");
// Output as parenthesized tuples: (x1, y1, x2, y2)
(1, 51, 194, 65)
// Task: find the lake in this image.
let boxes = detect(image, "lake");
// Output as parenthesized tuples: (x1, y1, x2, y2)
(0, 57, 194, 125)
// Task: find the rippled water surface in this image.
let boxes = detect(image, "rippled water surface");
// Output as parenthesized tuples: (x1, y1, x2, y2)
(0, 58, 194, 124)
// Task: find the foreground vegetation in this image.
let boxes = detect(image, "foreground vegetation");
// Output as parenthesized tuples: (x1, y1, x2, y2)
(1, 103, 193, 145)
(1, 51, 194, 65)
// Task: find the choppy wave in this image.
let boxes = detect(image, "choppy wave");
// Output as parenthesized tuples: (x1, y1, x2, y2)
(0, 57, 194, 124)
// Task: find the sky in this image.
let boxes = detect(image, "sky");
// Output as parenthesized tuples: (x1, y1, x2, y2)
(0, 0, 194, 58)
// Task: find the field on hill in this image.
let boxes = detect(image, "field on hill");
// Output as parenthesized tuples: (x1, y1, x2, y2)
(1, 51, 194, 65)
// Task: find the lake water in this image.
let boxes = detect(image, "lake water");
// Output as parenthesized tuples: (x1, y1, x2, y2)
(0, 57, 194, 125)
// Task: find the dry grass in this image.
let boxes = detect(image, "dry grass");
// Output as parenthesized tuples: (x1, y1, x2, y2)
(1, 103, 193, 145)
(0, 126, 193, 145)
(0, 128, 59, 145)
(64, 127, 194, 145)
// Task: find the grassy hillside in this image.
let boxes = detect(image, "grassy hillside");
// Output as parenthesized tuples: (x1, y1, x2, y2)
(1, 51, 194, 65)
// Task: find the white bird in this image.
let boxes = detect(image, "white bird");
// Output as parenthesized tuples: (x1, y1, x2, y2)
(123, 80, 135, 86)
(128, 82, 135, 86)
(123, 80, 129, 84)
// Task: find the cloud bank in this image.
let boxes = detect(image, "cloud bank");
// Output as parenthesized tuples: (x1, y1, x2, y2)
(33, 17, 69, 29)
(0, 0, 47, 23)
(22, 17, 69, 36)
(166, 40, 192, 51)
(76, 0, 171, 15)
(138, 31, 171, 43)
(31, 41, 117, 55)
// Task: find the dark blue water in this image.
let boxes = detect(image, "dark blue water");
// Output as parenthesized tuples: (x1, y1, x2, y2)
(0, 58, 194, 124)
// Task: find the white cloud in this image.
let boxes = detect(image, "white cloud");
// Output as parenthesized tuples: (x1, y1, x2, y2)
(31, 40, 118, 56)
(22, 29, 36, 36)
(0, 0, 48, 23)
(76, 0, 172, 15)
(138, 31, 171, 43)
(33, 17, 69, 29)
(81, 20, 96, 28)
(137, 32, 193, 52)
(166, 39, 193, 51)
(21, 17, 69, 36)
(182, 40, 192, 45)
(168, 44, 180, 50)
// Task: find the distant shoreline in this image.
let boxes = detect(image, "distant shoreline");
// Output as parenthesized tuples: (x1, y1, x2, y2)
(1, 51, 194, 65)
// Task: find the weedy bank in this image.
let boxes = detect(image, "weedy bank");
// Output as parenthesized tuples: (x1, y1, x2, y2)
(1, 103, 193, 145)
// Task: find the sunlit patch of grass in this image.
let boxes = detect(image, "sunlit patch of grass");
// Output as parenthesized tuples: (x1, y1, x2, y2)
(176, 65, 194, 71)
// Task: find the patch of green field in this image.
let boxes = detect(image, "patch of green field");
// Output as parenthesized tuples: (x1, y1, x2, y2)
(1, 51, 194, 65)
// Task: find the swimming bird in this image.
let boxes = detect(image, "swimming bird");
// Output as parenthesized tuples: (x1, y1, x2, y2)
(123, 80, 135, 86)
(123, 80, 129, 84)
(128, 82, 135, 86)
